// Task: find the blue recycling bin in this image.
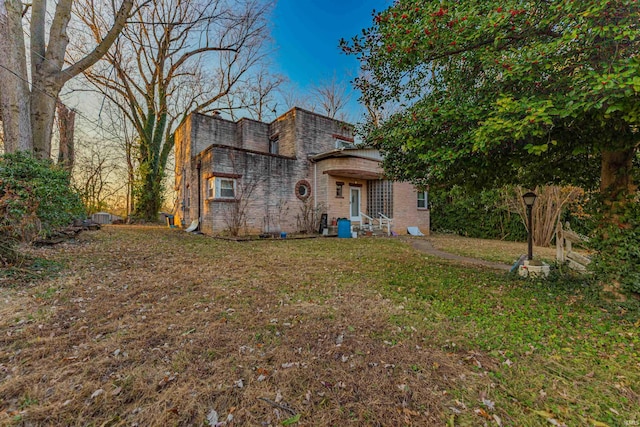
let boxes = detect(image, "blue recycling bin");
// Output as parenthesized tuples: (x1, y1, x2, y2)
(337, 218, 351, 238)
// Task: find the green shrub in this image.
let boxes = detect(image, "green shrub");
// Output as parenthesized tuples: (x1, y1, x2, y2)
(430, 187, 527, 241)
(0, 152, 85, 243)
(590, 202, 640, 295)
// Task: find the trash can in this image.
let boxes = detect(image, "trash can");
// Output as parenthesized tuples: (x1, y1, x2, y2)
(337, 218, 351, 238)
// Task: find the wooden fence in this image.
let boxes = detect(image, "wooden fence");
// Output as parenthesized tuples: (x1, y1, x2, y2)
(556, 221, 591, 272)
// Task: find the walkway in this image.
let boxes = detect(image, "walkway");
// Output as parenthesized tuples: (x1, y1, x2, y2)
(406, 238, 512, 271)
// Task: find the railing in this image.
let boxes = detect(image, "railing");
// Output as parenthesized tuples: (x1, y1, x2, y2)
(360, 213, 377, 231)
(378, 213, 393, 236)
(556, 221, 591, 272)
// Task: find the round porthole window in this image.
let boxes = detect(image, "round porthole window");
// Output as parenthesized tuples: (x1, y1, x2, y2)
(295, 180, 311, 201)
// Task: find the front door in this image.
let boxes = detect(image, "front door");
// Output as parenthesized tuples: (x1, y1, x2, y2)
(350, 187, 361, 223)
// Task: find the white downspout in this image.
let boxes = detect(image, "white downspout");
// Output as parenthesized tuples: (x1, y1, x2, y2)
(313, 160, 317, 210)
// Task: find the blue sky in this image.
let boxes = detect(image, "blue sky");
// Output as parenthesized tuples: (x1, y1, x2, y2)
(271, 0, 391, 119)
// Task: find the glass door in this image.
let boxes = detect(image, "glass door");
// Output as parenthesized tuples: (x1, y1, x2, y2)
(350, 187, 361, 222)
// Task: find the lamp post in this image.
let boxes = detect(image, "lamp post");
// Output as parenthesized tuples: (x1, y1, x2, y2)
(522, 191, 537, 261)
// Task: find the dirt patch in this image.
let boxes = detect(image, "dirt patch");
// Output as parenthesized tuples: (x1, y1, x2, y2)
(0, 227, 495, 426)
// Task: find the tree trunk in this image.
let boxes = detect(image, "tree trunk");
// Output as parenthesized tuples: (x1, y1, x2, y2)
(57, 101, 75, 172)
(600, 147, 637, 224)
(30, 76, 61, 159)
(0, 0, 134, 157)
(0, 0, 32, 153)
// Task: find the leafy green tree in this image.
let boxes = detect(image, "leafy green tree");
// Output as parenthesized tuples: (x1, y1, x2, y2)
(343, 0, 639, 224)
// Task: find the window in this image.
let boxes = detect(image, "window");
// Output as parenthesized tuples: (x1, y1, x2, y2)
(336, 182, 344, 198)
(207, 178, 215, 199)
(417, 191, 428, 209)
(269, 138, 279, 154)
(367, 180, 393, 218)
(295, 180, 311, 201)
(335, 139, 355, 149)
(208, 177, 236, 199)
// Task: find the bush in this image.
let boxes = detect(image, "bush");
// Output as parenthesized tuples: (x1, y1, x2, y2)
(429, 187, 527, 241)
(590, 202, 640, 295)
(0, 152, 85, 246)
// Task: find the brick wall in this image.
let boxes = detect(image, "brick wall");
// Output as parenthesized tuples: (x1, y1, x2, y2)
(175, 109, 368, 235)
(191, 113, 238, 151)
(174, 115, 194, 227)
(199, 146, 302, 234)
(236, 118, 269, 152)
(392, 182, 430, 235)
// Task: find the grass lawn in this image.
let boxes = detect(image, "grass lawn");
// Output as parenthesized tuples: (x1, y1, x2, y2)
(427, 233, 584, 265)
(0, 226, 638, 426)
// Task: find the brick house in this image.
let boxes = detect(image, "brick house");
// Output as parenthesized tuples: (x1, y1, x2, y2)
(174, 107, 430, 235)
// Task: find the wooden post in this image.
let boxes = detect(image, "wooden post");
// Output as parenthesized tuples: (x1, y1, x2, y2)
(556, 221, 564, 263)
(565, 222, 572, 254)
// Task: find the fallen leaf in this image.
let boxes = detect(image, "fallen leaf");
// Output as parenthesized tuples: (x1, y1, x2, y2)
(533, 411, 567, 427)
(533, 410, 555, 418)
(482, 398, 495, 411)
(90, 389, 104, 399)
(474, 408, 491, 420)
(402, 408, 420, 416)
(493, 414, 502, 426)
(206, 409, 218, 426)
(157, 373, 177, 389)
(454, 400, 467, 409)
(282, 414, 301, 425)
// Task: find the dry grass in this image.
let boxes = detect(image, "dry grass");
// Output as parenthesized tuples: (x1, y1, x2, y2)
(428, 233, 560, 265)
(0, 227, 491, 426)
(1, 227, 636, 427)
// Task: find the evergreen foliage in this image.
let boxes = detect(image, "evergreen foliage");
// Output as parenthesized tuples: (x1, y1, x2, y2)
(430, 187, 526, 241)
(0, 152, 84, 244)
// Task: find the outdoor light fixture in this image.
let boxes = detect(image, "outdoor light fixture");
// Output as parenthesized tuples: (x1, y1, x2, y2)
(522, 192, 537, 207)
(522, 191, 537, 261)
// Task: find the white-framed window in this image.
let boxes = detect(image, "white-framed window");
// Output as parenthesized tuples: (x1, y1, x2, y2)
(269, 138, 279, 154)
(417, 190, 428, 209)
(208, 177, 236, 199)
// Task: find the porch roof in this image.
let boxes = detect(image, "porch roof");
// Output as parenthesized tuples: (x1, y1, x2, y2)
(322, 169, 383, 180)
(310, 148, 384, 180)
(308, 147, 382, 162)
